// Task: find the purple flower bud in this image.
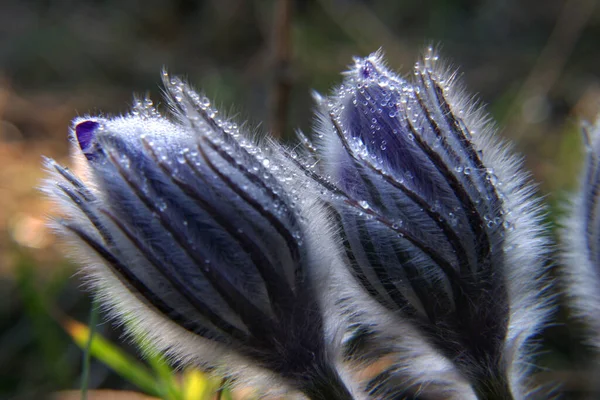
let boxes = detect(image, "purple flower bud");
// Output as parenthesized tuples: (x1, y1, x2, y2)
(310, 49, 550, 398)
(44, 76, 354, 399)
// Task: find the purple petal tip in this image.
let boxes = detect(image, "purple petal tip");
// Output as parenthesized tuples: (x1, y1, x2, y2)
(360, 61, 375, 79)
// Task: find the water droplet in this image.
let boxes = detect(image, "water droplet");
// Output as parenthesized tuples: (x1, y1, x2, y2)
(391, 220, 403, 229)
(486, 172, 499, 185)
(177, 150, 188, 164)
(359, 200, 370, 210)
(203, 260, 211, 272)
(448, 212, 458, 226)
(157, 201, 167, 212)
(503, 220, 514, 231)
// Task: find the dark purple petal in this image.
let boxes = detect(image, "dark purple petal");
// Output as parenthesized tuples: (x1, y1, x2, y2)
(75, 120, 99, 153)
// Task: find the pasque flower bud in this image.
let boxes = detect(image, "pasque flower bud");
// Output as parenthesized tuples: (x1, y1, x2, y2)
(44, 75, 357, 399)
(306, 49, 550, 399)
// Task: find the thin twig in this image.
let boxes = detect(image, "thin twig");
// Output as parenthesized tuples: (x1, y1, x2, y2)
(269, 0, 293, 138)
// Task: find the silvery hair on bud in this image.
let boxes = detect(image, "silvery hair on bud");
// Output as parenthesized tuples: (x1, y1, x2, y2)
(302, 48, 551, 399)
(42, 48, 553, 400)
(562, 119, 600, 352)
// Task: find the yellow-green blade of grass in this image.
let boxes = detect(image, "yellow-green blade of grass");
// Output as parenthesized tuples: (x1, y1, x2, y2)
(144, 350, 184, 400)
(62, 317, 161, 397)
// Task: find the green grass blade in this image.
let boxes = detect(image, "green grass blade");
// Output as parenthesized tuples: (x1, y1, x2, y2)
(80, 301, 99, 400)
(145, 351, 182, 400)
(62, 317, 161, 397)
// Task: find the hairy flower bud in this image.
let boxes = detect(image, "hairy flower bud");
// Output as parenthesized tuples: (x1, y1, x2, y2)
(562, 119, 600, 350)
(308, 49, 550, 398)
(43, 75, 355, 399)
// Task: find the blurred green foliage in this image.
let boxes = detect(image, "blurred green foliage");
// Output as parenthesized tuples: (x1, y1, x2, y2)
(63, 313, 233, 399)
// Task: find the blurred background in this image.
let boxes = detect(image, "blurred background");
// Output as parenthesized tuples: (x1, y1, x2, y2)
(1, 0, 599, 398)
